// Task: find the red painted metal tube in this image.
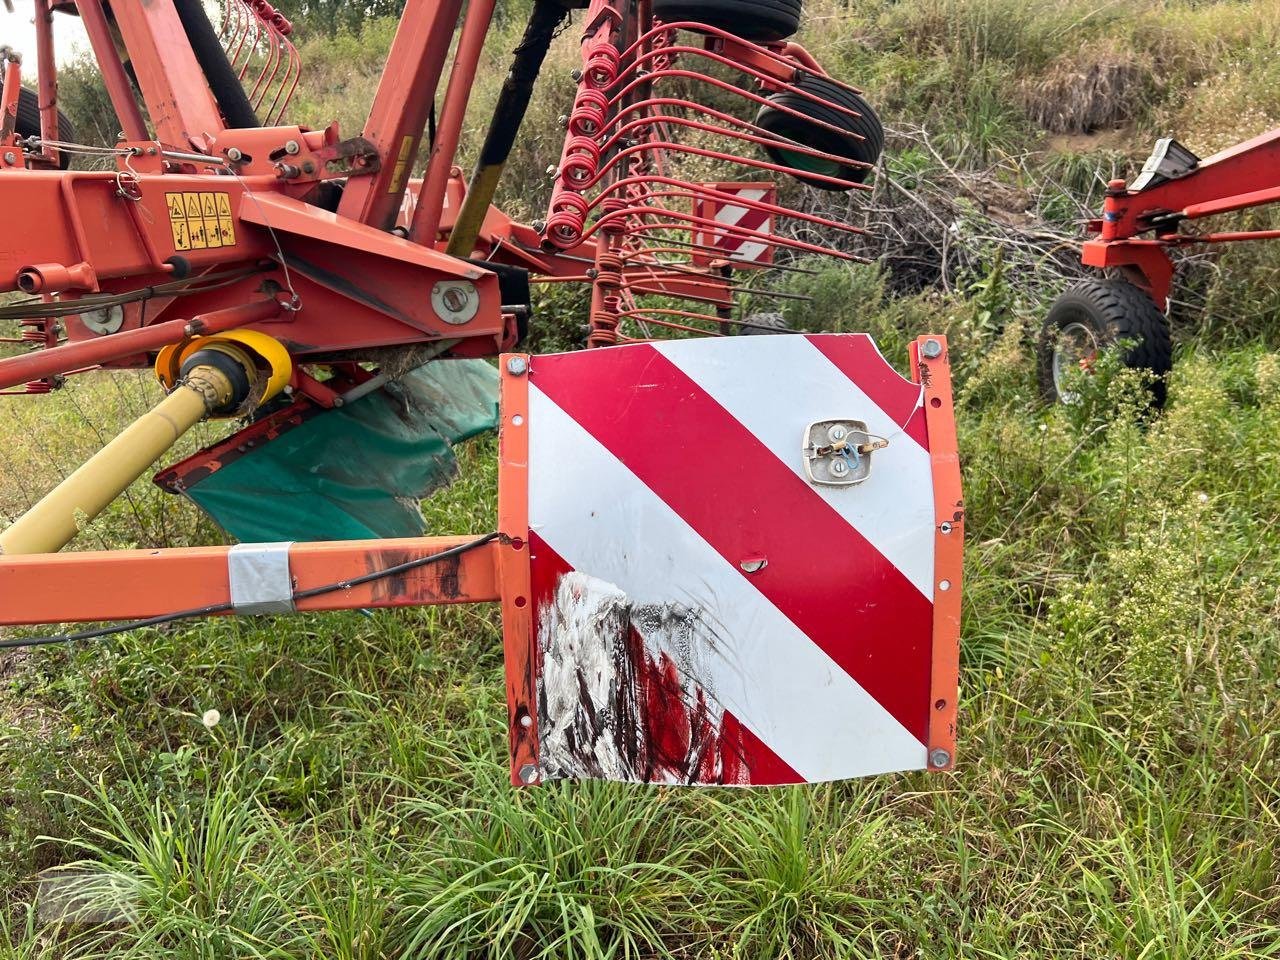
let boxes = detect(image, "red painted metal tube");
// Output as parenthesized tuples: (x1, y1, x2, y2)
(0, 535, 501, 625)
(0, 299, 278, 392)
(73, 0, 149, 142)
(409, 0, 498, 244)
(33, 0, 59, 166)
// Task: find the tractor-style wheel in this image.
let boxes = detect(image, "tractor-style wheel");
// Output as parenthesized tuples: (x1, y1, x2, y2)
(736, 311, 789, 335)
(755, 74, 883, 190)
(1037, 278, 1172, 407)
(652, 0, 802, 43)
(0, 83, 76, 169)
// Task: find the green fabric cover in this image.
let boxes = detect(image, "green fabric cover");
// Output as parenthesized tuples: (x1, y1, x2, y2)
(183, 359, 498, 542)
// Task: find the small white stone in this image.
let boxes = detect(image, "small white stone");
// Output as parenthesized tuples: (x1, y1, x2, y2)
(201, 709, 221, 729)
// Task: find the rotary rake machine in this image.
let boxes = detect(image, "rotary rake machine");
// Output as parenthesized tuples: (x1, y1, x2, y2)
(1039, 129, 1280, 407)
(0, 0, 962, 788)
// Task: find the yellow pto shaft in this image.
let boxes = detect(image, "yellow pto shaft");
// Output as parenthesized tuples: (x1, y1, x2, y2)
(0, 359, 244, 557)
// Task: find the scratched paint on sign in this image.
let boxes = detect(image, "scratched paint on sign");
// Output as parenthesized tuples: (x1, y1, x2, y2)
(537, 571, 768, 785)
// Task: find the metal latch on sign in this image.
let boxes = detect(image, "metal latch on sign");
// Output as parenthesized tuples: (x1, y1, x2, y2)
(802, 419, 888, 486)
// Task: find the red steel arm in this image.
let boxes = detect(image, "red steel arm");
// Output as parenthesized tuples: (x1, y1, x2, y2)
(336, 0, 466, 231)
(0, 536, 500, 625)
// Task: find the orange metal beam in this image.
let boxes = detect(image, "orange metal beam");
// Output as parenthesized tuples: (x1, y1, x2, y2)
(0, 536, 499, 626)
(913, 334, 962, 772)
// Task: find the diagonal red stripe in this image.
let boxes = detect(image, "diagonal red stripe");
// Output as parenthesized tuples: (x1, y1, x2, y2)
(806, 334, 929, 449)
(533, 345, 933, 744)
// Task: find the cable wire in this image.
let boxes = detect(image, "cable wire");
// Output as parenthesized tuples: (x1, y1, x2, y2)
(0, 532, 502, 650)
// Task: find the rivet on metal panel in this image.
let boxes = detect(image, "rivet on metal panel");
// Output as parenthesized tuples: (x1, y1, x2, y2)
(506, 356, 528, 376)
(739, 557, 767, 574)
(922, 339, 943, 359)
(929, 748, 951, 768)
(518, 763, 540, 784)
(939, 579, 951, 591)
(939, 521, 953, 534)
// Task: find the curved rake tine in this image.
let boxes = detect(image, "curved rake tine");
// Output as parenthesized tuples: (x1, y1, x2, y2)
(265, 33, 301, 124)
(616, 20, 870, 100)
(248, 21, 282, 107)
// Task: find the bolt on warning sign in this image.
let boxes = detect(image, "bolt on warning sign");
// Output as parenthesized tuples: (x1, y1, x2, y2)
(166, 192, 237, 251)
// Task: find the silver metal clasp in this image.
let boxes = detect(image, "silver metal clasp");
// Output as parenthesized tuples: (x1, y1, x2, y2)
(802, 419, 887, 487)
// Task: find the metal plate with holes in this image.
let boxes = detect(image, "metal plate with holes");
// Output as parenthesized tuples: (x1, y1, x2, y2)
(803, 419, 880, 486)
(500, 333, 963, 787)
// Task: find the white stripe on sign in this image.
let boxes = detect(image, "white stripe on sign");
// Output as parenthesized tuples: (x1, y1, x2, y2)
(655, 335, 936, 599)
(713, 189, 768, 224)
(713, 189, 771, 262)
(528, 383, 928, 782)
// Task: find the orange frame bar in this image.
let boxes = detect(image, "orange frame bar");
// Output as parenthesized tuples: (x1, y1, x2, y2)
(497, 353, 539, 785)
(0, 536, 499, 626)
(912, 334, 963, 771)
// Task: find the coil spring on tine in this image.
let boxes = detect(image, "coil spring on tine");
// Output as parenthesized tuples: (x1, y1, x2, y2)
(545, 191, 590, 248)
(583, 44, 620, 89)
(568, 89, 609, 138)
(560, 136, 601, 189)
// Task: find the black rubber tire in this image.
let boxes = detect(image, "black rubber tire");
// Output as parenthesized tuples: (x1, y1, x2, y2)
(1037, 278, 1172, 407)
(737, 311, 789, 335)
(652, 0, 801, 43)
(0, 83, 75, 169)
(755, 73, 883, 189)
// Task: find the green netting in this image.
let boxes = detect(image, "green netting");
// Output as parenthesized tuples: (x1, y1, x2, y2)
(181, 359, 498, 542)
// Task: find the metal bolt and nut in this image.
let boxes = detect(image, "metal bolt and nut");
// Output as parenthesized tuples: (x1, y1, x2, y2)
(3, 152, 15, 165)
(929, 748, 951, 768)
(921, 338, 943, 359)
(284, 139, 301, 155)
(226, 147, 243, 162)
(506, 356, 528, 376)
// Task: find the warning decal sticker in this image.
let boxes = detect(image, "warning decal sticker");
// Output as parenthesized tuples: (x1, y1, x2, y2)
(166, 192, 237, 251)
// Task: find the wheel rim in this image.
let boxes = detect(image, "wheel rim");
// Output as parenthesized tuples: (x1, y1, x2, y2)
(1052, 321, 1099, 404)
(775, 146, 842, 176)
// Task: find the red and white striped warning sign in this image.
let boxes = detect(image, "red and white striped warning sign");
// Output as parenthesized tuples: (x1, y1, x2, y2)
(501, 333, 961, 786)
(693, 182, 776, 266)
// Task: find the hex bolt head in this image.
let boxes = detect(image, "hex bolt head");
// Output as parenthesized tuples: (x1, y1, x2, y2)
(518, 763, 539, 784)
(3, 152, 15, 164)
(922, 338, 943, 359)
(284, 139, 301, 155)
(226, 147, 243, 162)
(506, 356, 528, 376)
(929, 748, 951, 768)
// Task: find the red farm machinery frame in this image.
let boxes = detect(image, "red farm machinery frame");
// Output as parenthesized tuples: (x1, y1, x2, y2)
(0, 0, 962, 787)
(1039, 129, 1280, 405)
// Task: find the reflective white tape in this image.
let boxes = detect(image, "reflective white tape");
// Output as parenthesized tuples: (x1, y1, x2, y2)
(227, 542, 295, 615)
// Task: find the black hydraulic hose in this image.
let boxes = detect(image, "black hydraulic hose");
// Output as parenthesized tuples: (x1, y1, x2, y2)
(172, 0, 260, 129)
(447, 0, 573, 255)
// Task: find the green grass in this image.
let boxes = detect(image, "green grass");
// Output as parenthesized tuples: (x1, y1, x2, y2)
(2, 0, 1280, 956)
